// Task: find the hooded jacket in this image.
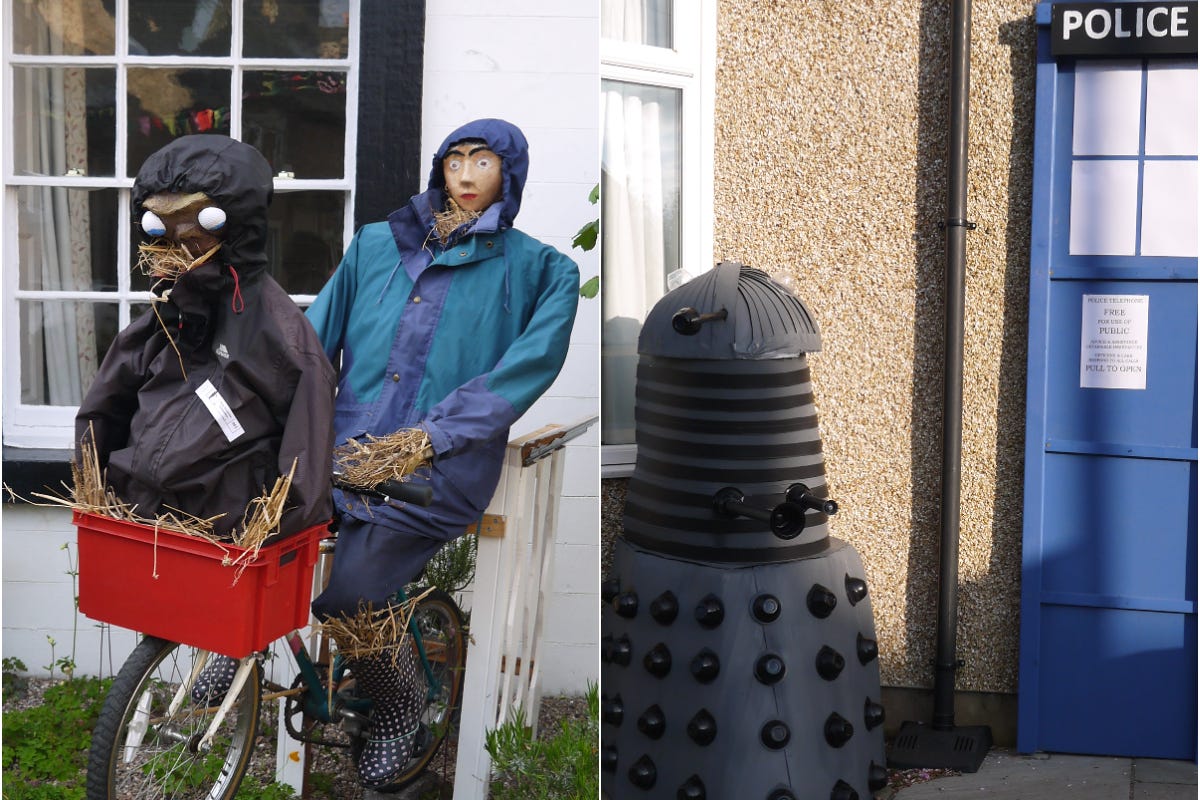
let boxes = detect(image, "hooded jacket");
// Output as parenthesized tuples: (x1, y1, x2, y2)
(306, 119, 579, 532)
(76, 135, 336, 539)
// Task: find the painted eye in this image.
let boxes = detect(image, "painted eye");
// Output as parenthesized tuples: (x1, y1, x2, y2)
(197, 206, 226, 232)
(475, 157, 494, 170)
(446, 158, 462, 171)
(140, 210, 166, 237)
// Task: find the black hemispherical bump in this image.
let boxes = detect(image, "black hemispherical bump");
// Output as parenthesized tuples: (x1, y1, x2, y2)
(602, 694, 624, 726)
(644, 643, 672, 677)
(601, 578, 621, 603)
(690, 649, 720, 683)
(629, 755, 657, 789)
(602, 635, 632, 666)
(687, 709, 717, 745)
(650, 590, 679, 624)
(637, 705, 666, 739)
(677, 774, 706, 799)
(807, 584, 838, 618)
(761, 719, 791, 749)
(615, 592, 639, 618)
(845, 574, 868, 605)
(752, 594, 782, 623)
(857, 633, 879, 665)
(695, 594, 725, 628)
(601, 746, 618, 773)
(816, 645, 845, 680)
(830, 779, 859, 800)
(864, 698, 885, 730)
(868, 762, 889, 791)
(824, 712, 854, 747)
(768, 790, 797, 800)
(755, 653, 787, 685)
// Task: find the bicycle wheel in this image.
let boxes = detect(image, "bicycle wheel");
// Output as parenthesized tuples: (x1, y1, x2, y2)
(389, 587, 467, 788)
(86, 636, 262, 800)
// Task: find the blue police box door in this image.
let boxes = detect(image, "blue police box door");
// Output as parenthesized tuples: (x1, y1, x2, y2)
(1018, 1, 1197, 758)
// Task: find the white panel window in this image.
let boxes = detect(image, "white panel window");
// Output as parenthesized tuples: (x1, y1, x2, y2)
(1067, 58, 1197, 259)
(600, 0, 714, 476)
(4, 0, 359, 449)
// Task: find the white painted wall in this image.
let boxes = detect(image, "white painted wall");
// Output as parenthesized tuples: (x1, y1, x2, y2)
(2, 4, 600, 697)
(421, 1, 600, 696)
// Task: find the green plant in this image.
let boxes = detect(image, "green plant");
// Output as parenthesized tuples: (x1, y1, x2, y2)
(2, 676, 111, 798)
(423, 529, 478, 593)
(574, 184, 599, 299)
(485, 684, 599, 800)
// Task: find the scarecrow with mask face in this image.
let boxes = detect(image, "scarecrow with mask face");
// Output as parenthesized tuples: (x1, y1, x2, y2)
(304, 118, 580, 787)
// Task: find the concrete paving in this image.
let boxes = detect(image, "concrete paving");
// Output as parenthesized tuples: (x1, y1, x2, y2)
(889, 749, 1196, 799)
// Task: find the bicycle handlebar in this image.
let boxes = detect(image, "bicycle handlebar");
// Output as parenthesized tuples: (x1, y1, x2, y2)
(331, 473, 434, 507)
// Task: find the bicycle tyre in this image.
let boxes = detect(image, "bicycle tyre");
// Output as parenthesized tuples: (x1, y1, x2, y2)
(388, 587, 468, 789)
(86, 636, 262, 800)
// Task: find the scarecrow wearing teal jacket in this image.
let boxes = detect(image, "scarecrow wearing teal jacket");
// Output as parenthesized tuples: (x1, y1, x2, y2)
(305, 118, 579, 788)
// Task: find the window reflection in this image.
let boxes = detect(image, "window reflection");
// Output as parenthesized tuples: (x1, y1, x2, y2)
(19, 301, 117, 406)
(244, 0, 349, 59)
(266, 192, 345, 294)
(13, 68, 116, 177)
(13, 0, 116, 56)
(601, 0, 672, 48)
(127, 68, 231, 177)
(18, 188, 119, 293)
(129, 0, 231, 56)
(244, 72, 347, 179)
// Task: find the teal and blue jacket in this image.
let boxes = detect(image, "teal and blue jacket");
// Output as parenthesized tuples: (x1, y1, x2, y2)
(306, 119, 579, 533)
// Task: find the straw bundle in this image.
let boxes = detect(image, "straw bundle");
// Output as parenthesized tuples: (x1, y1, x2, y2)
(431, 199, 481, 245)
(334, 428, 433, 489)
(317, 587, 433, 670)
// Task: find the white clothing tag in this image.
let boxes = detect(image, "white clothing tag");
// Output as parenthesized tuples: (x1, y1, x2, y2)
(195, 379, 245, 442)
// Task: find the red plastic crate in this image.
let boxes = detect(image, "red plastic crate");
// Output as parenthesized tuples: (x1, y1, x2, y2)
(74, 511, 327, 658)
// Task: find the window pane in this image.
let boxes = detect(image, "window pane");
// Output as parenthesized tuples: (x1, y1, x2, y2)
(601, 0, 672, 48)
(127, 68, 231, 177)
(13, 68, 116, 178)
(601, 80, 682, 445)
(12, 0, 116, 55)
(19, 301, 118, 406)
(243, 71, 347, 179)
(266, 191, 345, 294)
(129, 0, 231, 56)
(18, 187, 119, 292)
(244, 0, 349, 59)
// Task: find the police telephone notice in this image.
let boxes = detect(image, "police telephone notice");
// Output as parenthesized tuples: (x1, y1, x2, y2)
(1080, 294, 1150, 390)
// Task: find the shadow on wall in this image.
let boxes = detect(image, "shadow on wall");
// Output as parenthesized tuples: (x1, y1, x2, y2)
(901, 8, 1037, 692)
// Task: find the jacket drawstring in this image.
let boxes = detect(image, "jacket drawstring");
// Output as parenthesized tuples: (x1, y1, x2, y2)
(378, 259, 403, 304)
(228, 265, 245, 313)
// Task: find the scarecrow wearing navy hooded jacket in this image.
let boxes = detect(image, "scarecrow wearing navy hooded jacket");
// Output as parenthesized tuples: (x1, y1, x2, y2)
(304, 119, 579, 787)
(75, 135, 336, 555)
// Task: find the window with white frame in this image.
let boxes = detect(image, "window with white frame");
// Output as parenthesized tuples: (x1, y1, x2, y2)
(600, 0, 714, 476)
(4, 0, 358, 450)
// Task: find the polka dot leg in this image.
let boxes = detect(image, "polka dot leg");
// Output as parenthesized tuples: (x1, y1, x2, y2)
(347, 647, 423, 789)
(190, 654, 239, 706)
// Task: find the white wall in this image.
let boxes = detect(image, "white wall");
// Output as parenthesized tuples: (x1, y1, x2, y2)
(1, 4, 600, 696)
(421, 1, 600, 696)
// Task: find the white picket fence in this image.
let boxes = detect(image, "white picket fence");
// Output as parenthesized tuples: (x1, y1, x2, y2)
(276, 416, 596, 798)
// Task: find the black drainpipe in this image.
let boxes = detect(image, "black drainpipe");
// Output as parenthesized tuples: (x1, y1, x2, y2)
(889, 0, 993, 773)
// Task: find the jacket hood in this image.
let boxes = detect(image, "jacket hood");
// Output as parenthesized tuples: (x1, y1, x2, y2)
(132, 135, 274, 275)
(426, 118, 529, 231)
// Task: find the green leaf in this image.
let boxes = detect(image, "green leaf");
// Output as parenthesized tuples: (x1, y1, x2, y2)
(578, 276, 600, 299)
(571, 219, 598, 252)
(587, 183, 599, 205)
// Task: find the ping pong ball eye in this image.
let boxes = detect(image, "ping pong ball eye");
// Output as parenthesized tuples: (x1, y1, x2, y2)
(141, 211, 166, 237)
(197, 206, 227, 232)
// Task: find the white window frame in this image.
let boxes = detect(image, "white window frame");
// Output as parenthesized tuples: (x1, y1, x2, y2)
(599, 0, 716, 478)
(1, 0, 360, 450)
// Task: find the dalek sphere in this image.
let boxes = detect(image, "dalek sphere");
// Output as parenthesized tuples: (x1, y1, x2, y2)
(601, 262, 886, 800)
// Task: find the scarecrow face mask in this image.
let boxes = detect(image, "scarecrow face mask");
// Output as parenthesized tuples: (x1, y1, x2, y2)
(136, 192, 227, 281)
(442, 142, 503, 213)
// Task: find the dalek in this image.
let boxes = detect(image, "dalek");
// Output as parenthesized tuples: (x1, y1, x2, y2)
(601, 262, 887, 800)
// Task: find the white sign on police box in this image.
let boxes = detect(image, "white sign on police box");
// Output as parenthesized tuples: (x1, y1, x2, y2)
(1080, 294, 1150, 389)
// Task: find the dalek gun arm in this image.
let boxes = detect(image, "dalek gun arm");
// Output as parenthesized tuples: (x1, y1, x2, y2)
(712, 483, 837, 541)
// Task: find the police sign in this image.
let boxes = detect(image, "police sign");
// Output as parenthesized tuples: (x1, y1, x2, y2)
(1052, 1, 1197, 56)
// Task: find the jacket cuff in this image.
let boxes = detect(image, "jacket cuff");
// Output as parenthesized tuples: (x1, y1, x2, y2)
(421, 421, 453, 458)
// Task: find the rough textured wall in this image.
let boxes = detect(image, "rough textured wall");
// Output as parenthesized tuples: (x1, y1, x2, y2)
(711, 0, 1037, 693)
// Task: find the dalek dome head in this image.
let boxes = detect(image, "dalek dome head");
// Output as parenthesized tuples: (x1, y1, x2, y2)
(639, 261, 821, 360)
(623, 261, 837, 562)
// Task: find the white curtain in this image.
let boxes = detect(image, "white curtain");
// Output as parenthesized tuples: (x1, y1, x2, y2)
(16, 5, 98, 406)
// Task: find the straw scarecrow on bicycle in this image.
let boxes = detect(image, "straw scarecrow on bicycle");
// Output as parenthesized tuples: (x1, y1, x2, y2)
(304, 118, 580, 788)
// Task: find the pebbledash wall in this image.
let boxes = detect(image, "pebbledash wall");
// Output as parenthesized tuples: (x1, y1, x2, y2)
(605, 0, 1039, 740)
(1, 2, 601, 696)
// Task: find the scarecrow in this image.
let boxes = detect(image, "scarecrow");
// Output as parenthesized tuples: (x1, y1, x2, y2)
(75, 134, 337, 699)
(304, 118, 580, 788)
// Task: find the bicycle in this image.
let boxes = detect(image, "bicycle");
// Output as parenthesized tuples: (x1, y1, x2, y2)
(83, 476, 467, 800)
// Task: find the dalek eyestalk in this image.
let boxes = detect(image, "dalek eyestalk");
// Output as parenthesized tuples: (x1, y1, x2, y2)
(671, 306, 728, 335)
